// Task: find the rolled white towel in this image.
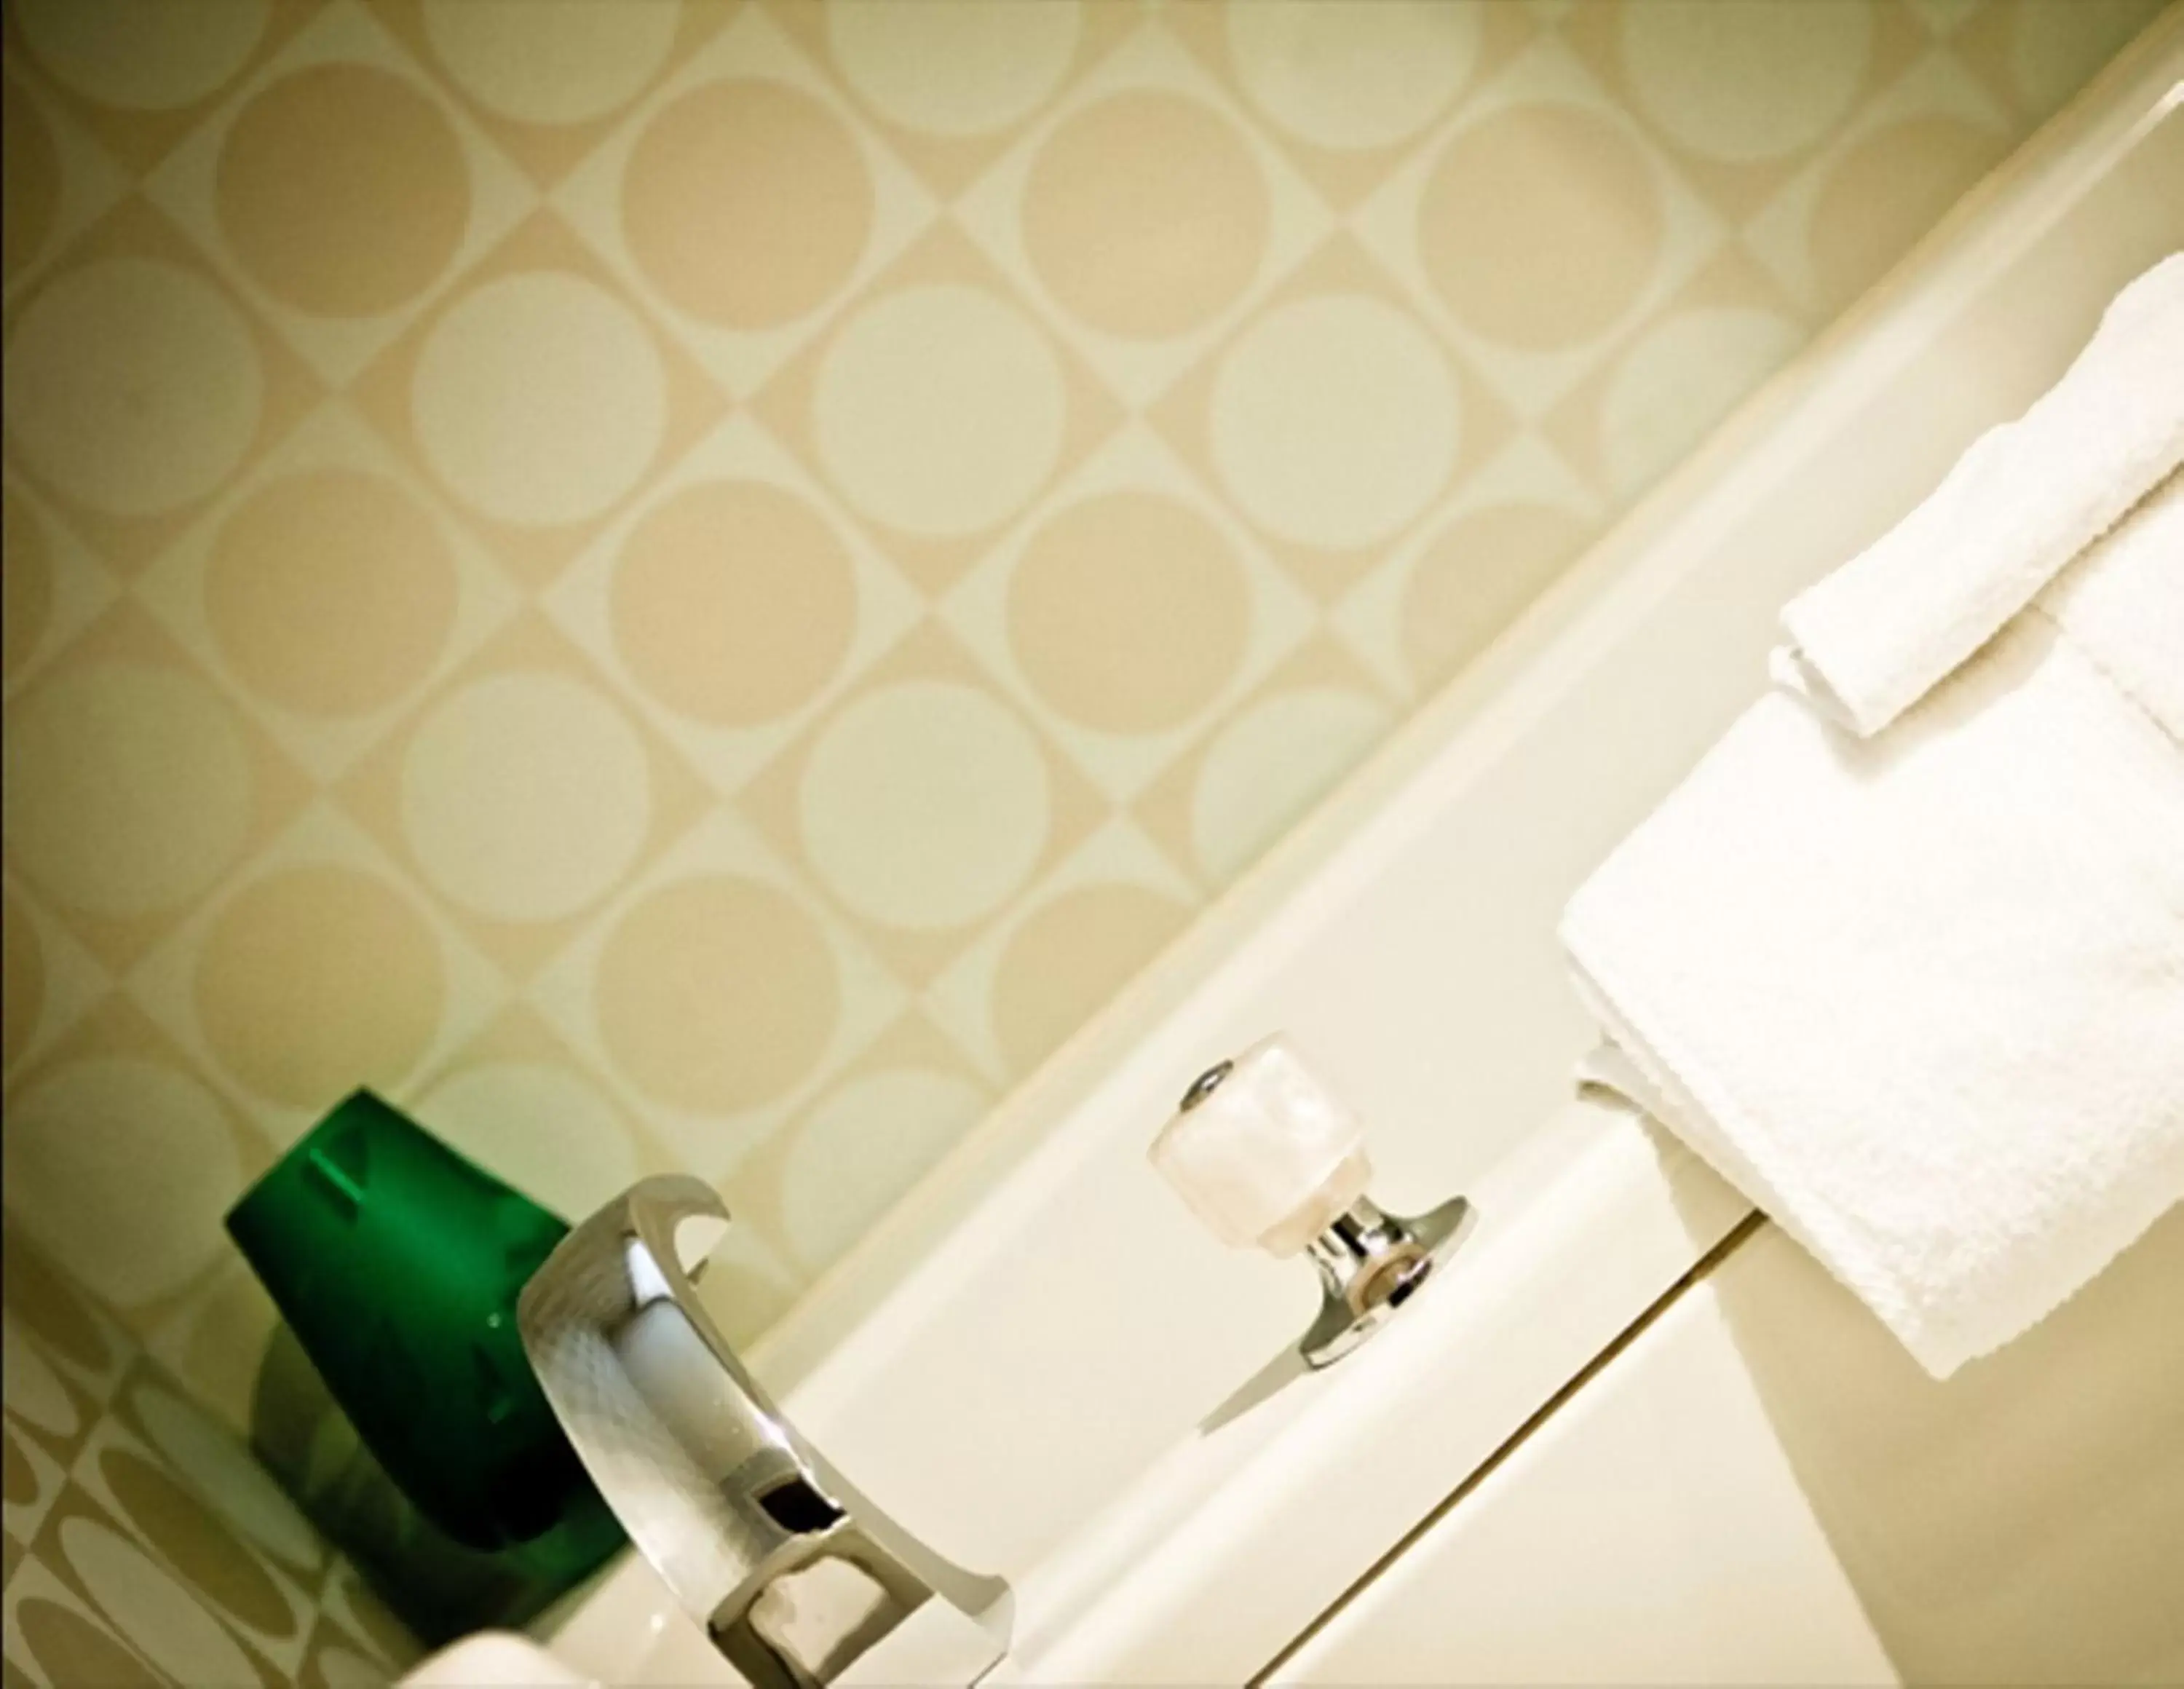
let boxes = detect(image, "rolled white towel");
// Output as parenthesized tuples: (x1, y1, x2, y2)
(1776, 252, 2184, 737)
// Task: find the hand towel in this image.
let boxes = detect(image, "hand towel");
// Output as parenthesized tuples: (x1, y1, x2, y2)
(1562, 507, 2184, 1377)
(1776, 252, 2184, 737)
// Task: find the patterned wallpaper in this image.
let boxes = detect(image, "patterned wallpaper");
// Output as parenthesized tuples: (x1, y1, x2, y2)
(2, 1222, 424, 1688)
(0, 0, 2165, 1484)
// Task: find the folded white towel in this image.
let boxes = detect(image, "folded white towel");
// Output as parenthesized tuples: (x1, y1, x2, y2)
(1776, 253, 2184, 737)
(1563, 511, 2184, 1376)
(2040, 469, 2184, 743)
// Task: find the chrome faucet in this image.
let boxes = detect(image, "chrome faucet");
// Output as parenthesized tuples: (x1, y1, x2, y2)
(518, 1176, 1010, 1688)
(1153, 1036, 1475, 1367)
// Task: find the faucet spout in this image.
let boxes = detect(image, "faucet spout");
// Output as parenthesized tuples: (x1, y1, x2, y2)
(518, 1176, 1010, 1688)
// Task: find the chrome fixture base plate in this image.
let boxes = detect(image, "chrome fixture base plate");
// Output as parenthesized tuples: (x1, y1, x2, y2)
(1299, 1194, 1476, 1369)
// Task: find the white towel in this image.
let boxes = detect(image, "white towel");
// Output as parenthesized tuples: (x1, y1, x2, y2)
(2041, 470, 2184, 743)
(1776, 253, 2184, 737)
(1562, 495, 2184, 1378)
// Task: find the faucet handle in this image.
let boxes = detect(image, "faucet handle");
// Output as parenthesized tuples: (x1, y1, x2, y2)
(1150, 1035, 1375, 1257)
(517, 1176, 1009, 1688)
(1150, 1035, 1476, 1367)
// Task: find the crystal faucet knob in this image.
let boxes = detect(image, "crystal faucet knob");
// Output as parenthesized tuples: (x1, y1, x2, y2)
(1149, 1035, 1476, 1367)
(1149, 1035, 1373, 1257)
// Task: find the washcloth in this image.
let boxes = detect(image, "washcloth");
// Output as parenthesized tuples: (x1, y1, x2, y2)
(1776, 253, 2184, 737)
(1562, 484, 2184, 1379)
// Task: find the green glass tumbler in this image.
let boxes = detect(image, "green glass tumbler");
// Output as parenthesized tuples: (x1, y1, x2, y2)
(226, 1090, 622, 1588)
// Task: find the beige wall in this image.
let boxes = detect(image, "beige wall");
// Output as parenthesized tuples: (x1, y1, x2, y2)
(0, 0, 2164, 1456)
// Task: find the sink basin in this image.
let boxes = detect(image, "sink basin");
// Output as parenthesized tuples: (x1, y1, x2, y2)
(403, 1631, 593, 1687)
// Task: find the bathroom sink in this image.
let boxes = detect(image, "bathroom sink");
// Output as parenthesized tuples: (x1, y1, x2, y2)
(421, 1101, 1745, 1688)
(402, 1631, 596, 1686)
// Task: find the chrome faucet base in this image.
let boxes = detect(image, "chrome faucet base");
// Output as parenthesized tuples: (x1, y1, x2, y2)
(1168, 1053, 1476, 1370)
(1299, 1192, 1474, 1367)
